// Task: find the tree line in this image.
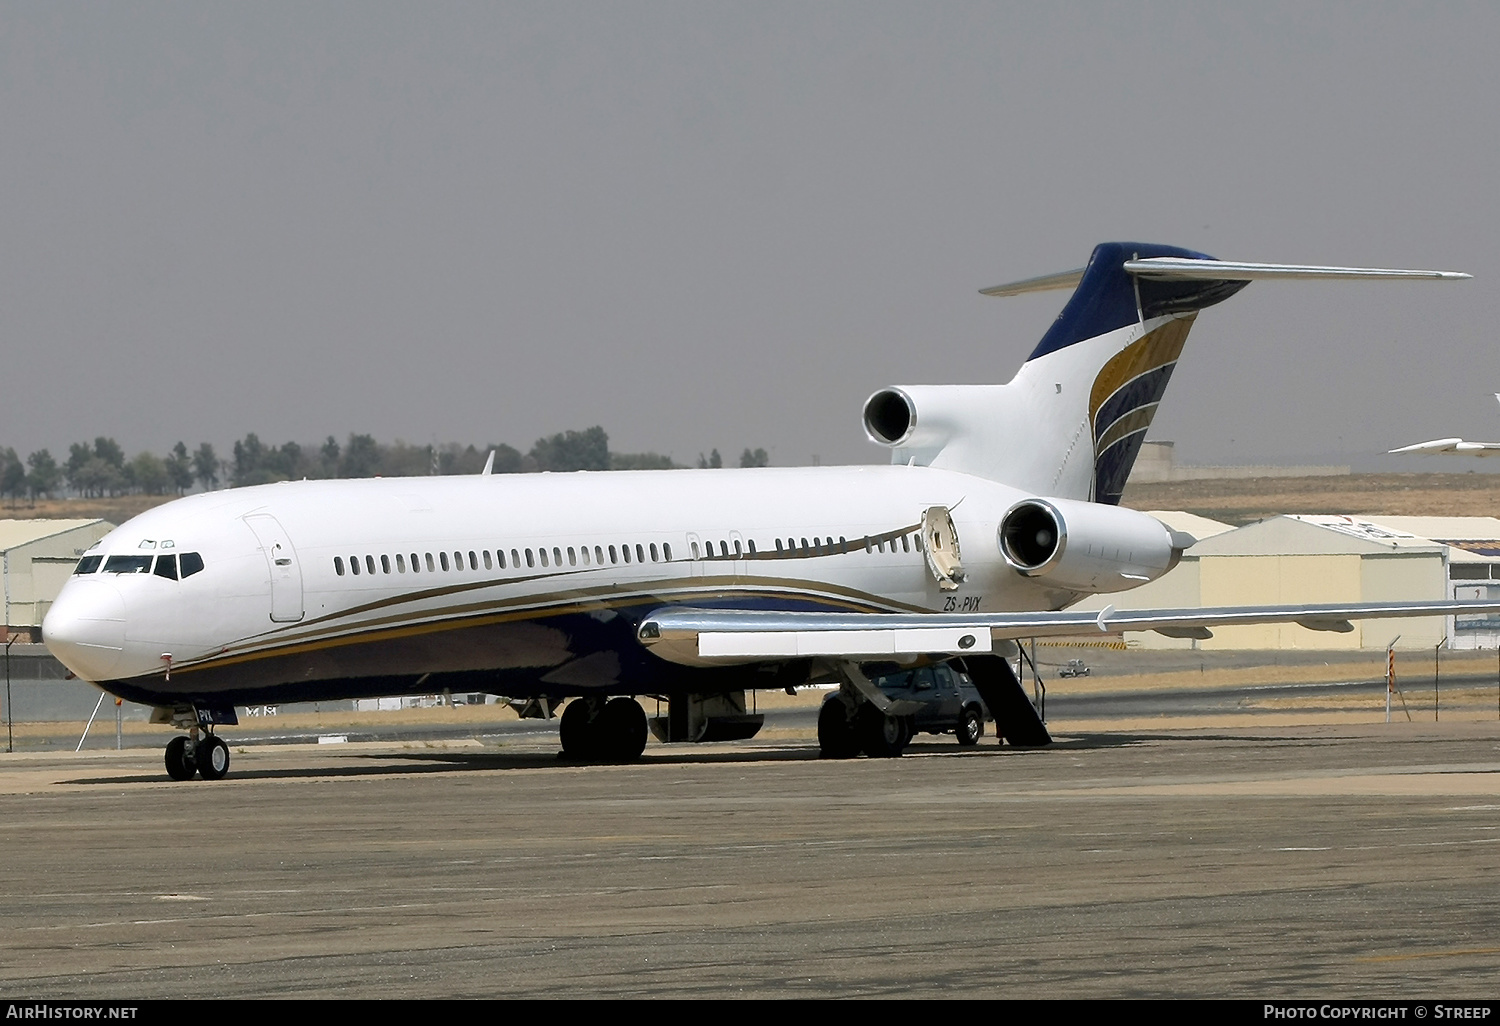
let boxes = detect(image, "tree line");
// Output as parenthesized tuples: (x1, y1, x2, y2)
(0, 428, 772, 501)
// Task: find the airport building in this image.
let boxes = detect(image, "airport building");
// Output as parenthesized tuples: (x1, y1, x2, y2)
(1071, 513, 1500, 651)
(1, 519, 114, 643)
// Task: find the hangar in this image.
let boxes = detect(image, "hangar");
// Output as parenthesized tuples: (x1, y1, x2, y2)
(1071, 513, 1500, 651)
(2, 519, 113, 643)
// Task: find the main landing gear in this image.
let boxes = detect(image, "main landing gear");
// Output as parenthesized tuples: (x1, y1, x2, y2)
(559, 696, 649, 762)
(163, 730, 230, 781)
(818, 695, 913, 759)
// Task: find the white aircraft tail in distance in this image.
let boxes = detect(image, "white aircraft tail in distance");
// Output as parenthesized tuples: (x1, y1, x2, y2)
(1390, 394, 1500, 457)
(42, 242, 1488, 779)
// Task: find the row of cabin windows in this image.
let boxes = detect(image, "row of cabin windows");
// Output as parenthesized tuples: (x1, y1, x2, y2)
(332, 541, 675, 578)
(692, 533, 918, 558)
(331, 531, 921, 578)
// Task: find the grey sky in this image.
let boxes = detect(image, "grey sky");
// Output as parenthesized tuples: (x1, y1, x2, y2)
(2, 2, 1497, 472)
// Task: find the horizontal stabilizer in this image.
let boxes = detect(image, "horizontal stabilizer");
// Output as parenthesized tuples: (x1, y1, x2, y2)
(1122, 257, 1470, 282)
(979, 267, 1086, 297)
(982, 255, 1469, 297)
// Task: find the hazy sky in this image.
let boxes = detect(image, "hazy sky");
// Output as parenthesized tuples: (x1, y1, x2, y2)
(3, 2, 1497, 472)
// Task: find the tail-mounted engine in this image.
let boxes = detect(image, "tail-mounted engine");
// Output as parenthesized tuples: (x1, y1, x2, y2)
(998, 497, 1191, 594)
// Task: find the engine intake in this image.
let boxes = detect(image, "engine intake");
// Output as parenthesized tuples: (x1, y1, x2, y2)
(862, 388, 917, 447)
(998, 497, 1186, 594)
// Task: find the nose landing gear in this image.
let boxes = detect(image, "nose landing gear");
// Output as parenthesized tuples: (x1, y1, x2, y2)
(162, 730, 231, 781)
(155, 705, 236, 781)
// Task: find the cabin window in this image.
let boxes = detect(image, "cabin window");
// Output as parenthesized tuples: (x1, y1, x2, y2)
(453, 551, 463, 570)
(469, 551, 478, 570)
(636, 543, 645, 563)
(800, 538, 809, 556)
(691, 541, 700, 558)
(580, 547, 590, 566)
(153, 554, 178, 580)
(663, 542, 672, 560)
(608, 545, 618, 563)
(350, 556, 361, 576)
(334, 556, 345, 576)
(649, 543, 659, 562)
(538, 548, 549, 567)
(747, 540, 755, 555)
(775, 539, 783, 554)
(74, 555, 103, 575)
(621, 544, 631, 564)
(594, 545, 604, 564)
(439, 552, 450, 572)
(733, 539, 741, 557)
(864, 537, 872, 553)
(497, 550, 507, 569)
(366, 555, 376, 575)
(839, 536, 847, 552)
(567, 546, 577, 566)
(525, 549, 534, 568)
(552, 547, 562, 566)
(511, 549, 520, 569)
(379, 555, 390, 574)
(411, 553, 422, 573)
(482, 550, 492, 570)
(396, 554, 406, 573)
(180, 552, 204, 578)
(901, 534, 910, 553)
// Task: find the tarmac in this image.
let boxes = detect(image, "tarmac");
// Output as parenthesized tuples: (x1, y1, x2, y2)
(1, 715, 1498, 998)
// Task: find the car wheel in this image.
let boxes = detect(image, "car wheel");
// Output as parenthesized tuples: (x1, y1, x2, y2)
(956, 705, 983, 746)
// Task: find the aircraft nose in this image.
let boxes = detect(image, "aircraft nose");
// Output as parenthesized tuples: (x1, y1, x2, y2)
(42, 582, 126, 682)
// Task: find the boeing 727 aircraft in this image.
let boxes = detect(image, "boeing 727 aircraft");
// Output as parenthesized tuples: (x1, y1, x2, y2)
(42, 242, 1493, 780)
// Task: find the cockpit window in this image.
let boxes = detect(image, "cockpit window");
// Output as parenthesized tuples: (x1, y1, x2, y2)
(74, 555, 103, 575)
(153, 554, 179, 580)
(103, 555, 154, 574)
(179, 552, 205, 578)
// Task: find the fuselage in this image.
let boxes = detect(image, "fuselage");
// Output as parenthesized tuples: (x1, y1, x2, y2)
(43, 465, 1083, 710)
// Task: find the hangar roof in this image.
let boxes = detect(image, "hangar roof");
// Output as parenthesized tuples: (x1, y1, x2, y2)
(0, 519, 108, 553)
(1144, 510, 1235, 540)
(1357, 516, 1500, 541)
(1190, 515, 1444, 557)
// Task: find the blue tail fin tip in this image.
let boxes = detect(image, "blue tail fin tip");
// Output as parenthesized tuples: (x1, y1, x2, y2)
(1027, 242, 1246, 362)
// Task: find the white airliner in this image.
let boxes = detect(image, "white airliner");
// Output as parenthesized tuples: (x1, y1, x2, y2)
(1390, 394, 1500, 457)
(43, 242, 1494, 780)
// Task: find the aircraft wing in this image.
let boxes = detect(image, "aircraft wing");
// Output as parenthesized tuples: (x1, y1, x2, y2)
(1388, 437, 1500, 457)
(637, 600, 1500, 664)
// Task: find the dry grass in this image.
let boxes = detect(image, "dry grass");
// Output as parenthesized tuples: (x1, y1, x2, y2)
(1122, 472, 1500, 525)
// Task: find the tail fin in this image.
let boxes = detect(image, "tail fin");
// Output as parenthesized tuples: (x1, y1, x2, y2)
(870, 242, 1466, 503)
(1010, 242, 1248, 504)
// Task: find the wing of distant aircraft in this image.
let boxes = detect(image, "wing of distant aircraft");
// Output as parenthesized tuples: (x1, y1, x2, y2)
(1389, 394, 1500, 456)
(1389, 438, 1500, 457)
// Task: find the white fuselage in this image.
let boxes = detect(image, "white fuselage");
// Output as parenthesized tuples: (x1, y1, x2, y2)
(43, 465, 1093, 709)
